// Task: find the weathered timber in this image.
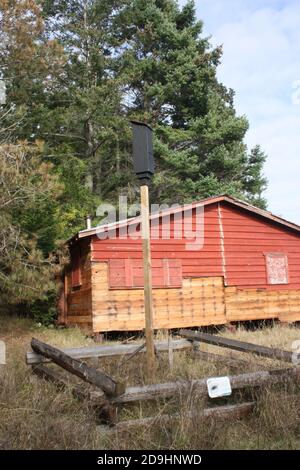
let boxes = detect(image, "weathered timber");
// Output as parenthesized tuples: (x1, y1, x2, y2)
(112, 367, 300, 405)
(91, 263, 227, 332)
(101, 402, 255, 434)
(180, 329, 294, 363)
(168, 332, 174, 371)
(141, 183, 156, 382)
(32, 364, 116, 424)
(26, 339, 192, 365)
(31, 338, 125, 397)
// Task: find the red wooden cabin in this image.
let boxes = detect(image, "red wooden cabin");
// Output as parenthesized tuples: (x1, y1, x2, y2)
(59, 195, 300, 333)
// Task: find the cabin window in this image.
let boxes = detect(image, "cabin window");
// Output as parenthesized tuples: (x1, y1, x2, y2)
(109, 259, 182, 289)
(265, 253, 289, 285)
(71, 246, 82, 288)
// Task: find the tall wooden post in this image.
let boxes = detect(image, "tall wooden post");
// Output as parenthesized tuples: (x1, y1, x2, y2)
(131, 120, 155, 382)
(140, 184, 155, 382)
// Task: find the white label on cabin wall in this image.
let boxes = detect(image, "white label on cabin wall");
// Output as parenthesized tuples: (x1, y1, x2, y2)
(0, 341, 5, 364)
(207, 376, 232, 398)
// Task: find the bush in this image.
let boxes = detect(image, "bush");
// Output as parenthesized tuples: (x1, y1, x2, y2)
(21, 291, 58, 326)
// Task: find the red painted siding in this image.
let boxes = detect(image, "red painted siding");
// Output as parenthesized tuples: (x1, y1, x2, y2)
(109, 258, 182, 288)
(221, 202, 300, 289)
(91, 203, 223, 280)
(89, 200, 300, 291)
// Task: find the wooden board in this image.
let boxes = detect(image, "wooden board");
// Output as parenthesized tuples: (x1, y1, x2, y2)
(226, 286, 300, 322)
(112, 366, 300, 404)
(31, 338, 125, 396)
(107, 402, 255, 433)
(91, 263, 226, 332)
(26, 339, 192, 365)
(65, 239, 93, 328)
(180, 329, 295, 363)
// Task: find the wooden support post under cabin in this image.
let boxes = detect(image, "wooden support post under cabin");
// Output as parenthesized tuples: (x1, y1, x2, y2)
(168, 331, 174, 371)
(101, 402, 255, 434)
(140, 183, 155, 382)
(31, 338, 125, 397)
(93, 333, 104, 344)
(179, 329, 295, 363)
(32, 364, 116, 424)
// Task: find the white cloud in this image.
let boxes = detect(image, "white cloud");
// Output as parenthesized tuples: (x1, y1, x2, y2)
(189, 0, 300, 223)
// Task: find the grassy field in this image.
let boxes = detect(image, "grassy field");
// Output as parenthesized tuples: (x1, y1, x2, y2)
(0, 315, 299, 450)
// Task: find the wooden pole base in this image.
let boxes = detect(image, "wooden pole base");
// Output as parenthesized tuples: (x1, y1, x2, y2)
(140, 184, 155, 382)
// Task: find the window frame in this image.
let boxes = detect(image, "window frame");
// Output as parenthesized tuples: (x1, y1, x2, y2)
(265, 252, 289, 285)
(71, 246, 82, 289)
(108, 258, 182, 290)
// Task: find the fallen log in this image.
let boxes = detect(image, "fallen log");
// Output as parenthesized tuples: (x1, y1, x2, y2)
(31, 338, 125, 397)
(26, 339, 192, 365)
(100, 402, 255, 434)
(112, 367, 300, 405)
(180, 329, 294, 363)
(32, 364, 116, 424)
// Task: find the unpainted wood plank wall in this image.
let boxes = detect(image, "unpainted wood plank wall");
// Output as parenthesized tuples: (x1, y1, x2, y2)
(66, 239, 93, 331)
(91, 262, 300, 331)
(91, 262, 226, 332)
(225, 286, 300, 323)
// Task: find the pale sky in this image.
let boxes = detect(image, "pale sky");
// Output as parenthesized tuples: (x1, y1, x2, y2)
(182, 0, 300, 224)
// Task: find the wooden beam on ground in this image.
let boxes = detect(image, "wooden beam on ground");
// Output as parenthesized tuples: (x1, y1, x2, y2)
(100, 402, 255, 434)
(180, 329, 294, 363)
(26, 339, 192, 365)
(112, 367, 300, 405)
(31, 338, 125, 397)
(32, 364, 116, 424)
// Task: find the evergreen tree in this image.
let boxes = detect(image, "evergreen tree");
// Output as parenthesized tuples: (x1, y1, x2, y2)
(113, 0, 267, 206)
(40, 0, 129, 200)
(28, 0, 267, 211)
(0, 0, 98, 236)
(1, 0, 267, 234)
(0, 140, 64, 303)
(0, 0, 64, 139)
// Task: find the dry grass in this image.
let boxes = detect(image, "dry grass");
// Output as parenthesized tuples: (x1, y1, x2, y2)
(0, 315, 299, 449)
